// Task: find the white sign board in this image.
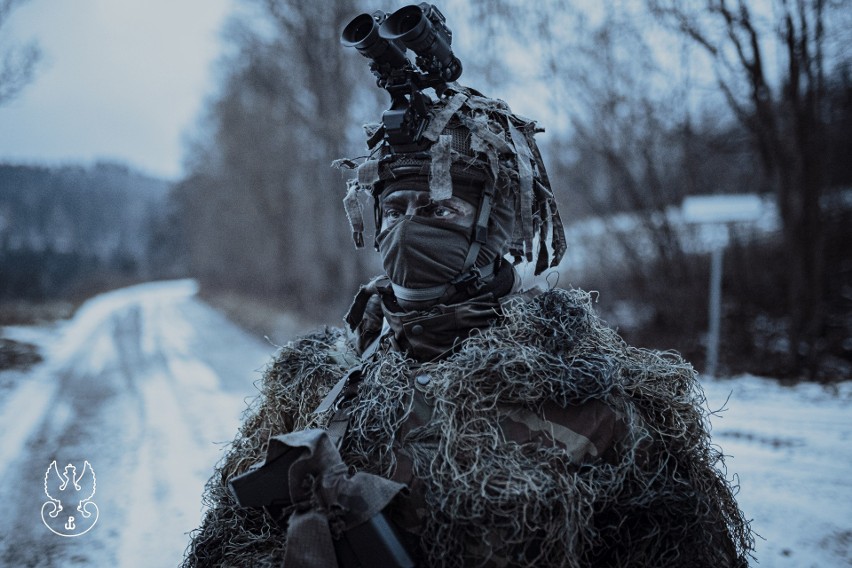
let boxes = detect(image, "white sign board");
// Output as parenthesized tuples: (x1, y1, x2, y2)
(682, 194, 764, 224)
(697, 223, 730, 250)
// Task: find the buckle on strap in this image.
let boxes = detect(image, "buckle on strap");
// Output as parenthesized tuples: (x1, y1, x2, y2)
(451, 261, 496, 286)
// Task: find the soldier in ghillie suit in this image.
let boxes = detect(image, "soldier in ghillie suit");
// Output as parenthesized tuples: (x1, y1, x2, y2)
(183, 5, 753, 567)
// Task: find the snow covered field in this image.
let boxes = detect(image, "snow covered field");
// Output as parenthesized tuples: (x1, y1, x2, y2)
(701, 376, 852, 566)
(0, 280, 849, 567)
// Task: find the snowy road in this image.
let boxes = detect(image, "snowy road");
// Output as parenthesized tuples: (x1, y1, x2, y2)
(0, 280, 849, 567)
(0, 281, 272, 567)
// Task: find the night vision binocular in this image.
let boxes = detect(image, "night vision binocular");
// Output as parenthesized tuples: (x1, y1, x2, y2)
(341, 3, 462, 87)
(341, 3, 462, 151)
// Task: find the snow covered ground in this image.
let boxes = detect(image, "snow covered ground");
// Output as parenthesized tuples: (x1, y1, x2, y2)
(701, 376, 852, 567)
(0, 280, 272, 567)
(0, 280, 849, 567)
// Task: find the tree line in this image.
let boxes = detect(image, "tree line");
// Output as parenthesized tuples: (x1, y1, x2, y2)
(3, 0, 845, 378)
(457, 0, 852, 378)
(1, 2, 181, 307)
(172, 0, 381, 319)
(169, 0, 849, 379)
(0, 162, 174, 301)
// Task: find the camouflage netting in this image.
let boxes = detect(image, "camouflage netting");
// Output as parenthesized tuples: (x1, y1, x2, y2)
(182, 288, 754, 567)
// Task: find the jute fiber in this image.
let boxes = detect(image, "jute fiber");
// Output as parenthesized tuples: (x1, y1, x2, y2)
(182, 288, 753, 567)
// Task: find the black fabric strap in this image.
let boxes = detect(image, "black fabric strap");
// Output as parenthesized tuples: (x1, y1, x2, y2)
(326, 408, 351, 450)
(460, 189, 493, 275)
(312, 334, 383, 448)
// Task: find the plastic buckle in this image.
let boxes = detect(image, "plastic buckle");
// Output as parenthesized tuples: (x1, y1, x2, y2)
(453, 266, 483, 286)
(473, 224, 488, 244)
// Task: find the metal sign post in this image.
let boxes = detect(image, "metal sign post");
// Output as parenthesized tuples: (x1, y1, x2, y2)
(706, 241, 724, 378)
(682, 195, 764, 377)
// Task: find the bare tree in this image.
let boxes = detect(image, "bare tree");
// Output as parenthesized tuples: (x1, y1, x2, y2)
(459, 1, 708, 305)
(0, 0, 40, 105)
(175, 0, 381, 321)
(648, 0, 847, 375)
(454, 0, 852, 375)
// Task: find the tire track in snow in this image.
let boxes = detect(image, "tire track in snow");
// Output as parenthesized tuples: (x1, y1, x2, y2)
(0, 280, 272, 567)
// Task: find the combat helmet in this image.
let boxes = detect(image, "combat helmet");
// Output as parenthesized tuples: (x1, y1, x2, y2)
(334, 3, 566, 303)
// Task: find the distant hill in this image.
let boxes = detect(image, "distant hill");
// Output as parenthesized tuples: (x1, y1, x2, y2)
(0, 161, 173, 300)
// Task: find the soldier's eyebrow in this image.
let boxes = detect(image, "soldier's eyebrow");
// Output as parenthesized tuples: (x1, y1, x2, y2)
(381, 194, 408, 208)
(382, 191, 432, 209)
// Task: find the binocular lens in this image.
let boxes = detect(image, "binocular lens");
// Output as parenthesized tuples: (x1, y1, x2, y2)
(380, 4, 460, 81)
(341, 13, 408, 68)
(341, 13, 378, 47)
(382, 6, 428, 43)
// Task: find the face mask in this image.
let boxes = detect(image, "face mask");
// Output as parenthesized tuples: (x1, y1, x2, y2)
(377, 216, 472, 291)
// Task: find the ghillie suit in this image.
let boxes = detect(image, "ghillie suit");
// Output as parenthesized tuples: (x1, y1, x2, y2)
(182, 288, 753, 567)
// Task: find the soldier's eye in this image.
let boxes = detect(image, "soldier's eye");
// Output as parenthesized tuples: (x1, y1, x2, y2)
(433, 207, 452, 217)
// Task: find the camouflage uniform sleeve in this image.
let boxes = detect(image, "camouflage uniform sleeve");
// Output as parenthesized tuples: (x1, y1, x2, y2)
(497, 398, 627, 465)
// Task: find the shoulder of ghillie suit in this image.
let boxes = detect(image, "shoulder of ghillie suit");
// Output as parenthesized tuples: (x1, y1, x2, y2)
(182, 288, 754, 568)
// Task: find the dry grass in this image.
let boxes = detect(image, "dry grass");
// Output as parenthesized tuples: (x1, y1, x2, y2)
(0, 299, 74, 326)
(199, 289, 321, 346)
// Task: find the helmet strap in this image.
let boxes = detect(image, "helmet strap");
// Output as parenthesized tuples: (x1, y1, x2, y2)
(454, 185, 493, 281)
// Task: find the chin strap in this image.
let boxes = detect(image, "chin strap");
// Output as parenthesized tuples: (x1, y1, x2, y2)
(390, 281, 450, 303)
(390, 260, 496, 303)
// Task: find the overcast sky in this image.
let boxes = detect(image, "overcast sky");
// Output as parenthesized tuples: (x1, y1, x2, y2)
(0, 0, 233, 180)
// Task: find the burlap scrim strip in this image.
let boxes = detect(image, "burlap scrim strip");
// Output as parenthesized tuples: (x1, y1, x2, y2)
(357, 159, 380, 189)
(429, 135, 454, 202)
(459, 114, 513, 155)
(422, 93, 468, 142)
(508, 122, 535, 261)
(342, 180, 365, 248)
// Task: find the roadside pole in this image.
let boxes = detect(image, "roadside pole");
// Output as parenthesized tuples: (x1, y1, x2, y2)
(706, 243, 724, 378)
(682, 195, 764, 378)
